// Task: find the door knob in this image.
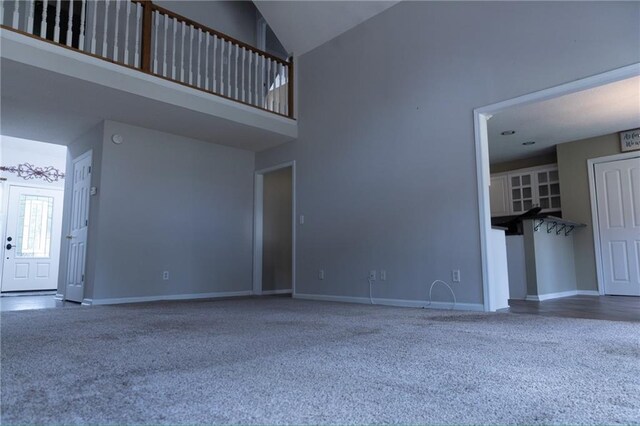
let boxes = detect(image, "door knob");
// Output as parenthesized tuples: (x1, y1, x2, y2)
(6, 244, 12, 250)
(6, 236, 11, 242)
(66, 235, 73, 239)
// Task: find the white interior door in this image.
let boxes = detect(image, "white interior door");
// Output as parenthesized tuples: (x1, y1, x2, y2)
(1, 186, 64, 292)
(65, 152, 92, 303)
(595, 156, 640, 296)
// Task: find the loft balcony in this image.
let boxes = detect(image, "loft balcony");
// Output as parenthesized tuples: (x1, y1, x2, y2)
(0, 0, 296, 150)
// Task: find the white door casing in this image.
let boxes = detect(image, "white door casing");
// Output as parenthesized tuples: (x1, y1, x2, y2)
(594, 156, 640, 296)
(1, 185, 64, 292)
(65, 152, 92, 302)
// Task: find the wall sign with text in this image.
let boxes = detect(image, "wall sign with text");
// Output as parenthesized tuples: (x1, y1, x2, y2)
(620, 129, 640, 152)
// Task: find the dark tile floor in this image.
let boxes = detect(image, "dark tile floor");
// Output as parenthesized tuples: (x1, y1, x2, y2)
(0, 293, 80, 312)
(508, 295, 640, 322)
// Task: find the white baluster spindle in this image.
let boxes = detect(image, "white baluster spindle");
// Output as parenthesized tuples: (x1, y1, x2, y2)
(241, 47, 246, 102)
(123, 0, 130, 63)
(247, 51, 252, 104)
(152, 10, 159, 73)
(90, 0, 98, 53)
(54, 0, 61, 42)
(113, 0, 121, 59)
(79, 0, 86, 50)
(162, 13, 168, 76)
(27, 0, 35, 34)
(65, 0, 73, 45)
(219, 39, 224, 95)
(179, 21, 185, 81)
(133, 2, 141, 66)
(102, 0, 109, 56)
(204, 32, 210, 90)
(40, 0, 48, 38)
(212, 35, 217, 91)
(171, 17, 177, 79)
(188, 25, 194, 85)
(196, 29, 202, 87)
(226, 41, 231, 95)
(12, 0, 19, 29)
(234, 44, 239, 100)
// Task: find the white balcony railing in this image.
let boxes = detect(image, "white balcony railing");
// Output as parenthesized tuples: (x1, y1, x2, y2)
(0, 0, 294, 118)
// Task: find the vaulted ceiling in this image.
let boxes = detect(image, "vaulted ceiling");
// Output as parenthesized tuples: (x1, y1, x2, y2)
(254, 1, 399, 56)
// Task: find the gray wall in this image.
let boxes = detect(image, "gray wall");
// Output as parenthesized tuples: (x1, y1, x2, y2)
(87, 121, 254, 300)
(557, 133, 622, 291)
(155, 1, 258, 46)
(57, 123, 105, 300)
(256, 2, 640, 305)
(262, 167, 292, 292)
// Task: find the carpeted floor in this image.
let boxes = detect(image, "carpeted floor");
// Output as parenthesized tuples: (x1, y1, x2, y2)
(1, 297, 639, 425)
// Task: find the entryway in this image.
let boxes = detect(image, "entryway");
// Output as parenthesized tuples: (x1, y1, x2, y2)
(0, 136, 67, 293)
(253, 162, 295, 296)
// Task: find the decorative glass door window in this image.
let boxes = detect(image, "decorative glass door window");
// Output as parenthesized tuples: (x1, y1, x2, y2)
(537, 169, 561, 211)
(511, 173, 534, 213)
(15, 195, 54, 258)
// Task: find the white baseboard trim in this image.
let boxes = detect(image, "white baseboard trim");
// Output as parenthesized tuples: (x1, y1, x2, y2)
(294, 293, 484, 312)
(526, 289, 600, 302)
(81, 298, 93, 306)
(88, 290, 252, 306)
(54, 293, 65, 301)
(259, 289, 293, 295)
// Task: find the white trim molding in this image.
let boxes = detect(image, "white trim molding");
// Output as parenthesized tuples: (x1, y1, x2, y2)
(474, 63, 640, 312)
(86, 291, 252, 306)
(54, 293, 65, 301)
(253, 161, 297, 297)
(295, 293, 484, 312)
(526, 290, 600, 302)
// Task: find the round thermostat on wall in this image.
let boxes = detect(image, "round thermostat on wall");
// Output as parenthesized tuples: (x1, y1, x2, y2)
(111, 134, 124, 145)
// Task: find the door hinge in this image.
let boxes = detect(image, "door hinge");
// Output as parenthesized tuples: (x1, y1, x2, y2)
(88, 166, 92, 173)
(81, 274, 85, 282)
(85, 219, 88, 226)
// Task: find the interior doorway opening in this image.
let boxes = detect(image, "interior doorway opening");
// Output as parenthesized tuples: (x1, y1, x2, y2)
(476, 64, 640, 310)
(253, 162, 296, 296)
(0, 136, 67, 294)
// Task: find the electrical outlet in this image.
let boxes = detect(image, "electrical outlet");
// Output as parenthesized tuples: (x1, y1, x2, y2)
(369, 270, 377, 281)
(318, 269, 325, 280)
(380, 270, 387, 281)
(162, 271, 170, 281)
(452, 269, 460, 283)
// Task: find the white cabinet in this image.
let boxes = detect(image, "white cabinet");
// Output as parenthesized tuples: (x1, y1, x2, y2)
(490, 164, 561, 217)
(490, 174, 510, 217)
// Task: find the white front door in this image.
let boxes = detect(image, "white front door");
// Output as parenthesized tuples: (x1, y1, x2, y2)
(595, 156, 640, 296)
(1, 186, 64, 292)
(65, 152, 92, 303)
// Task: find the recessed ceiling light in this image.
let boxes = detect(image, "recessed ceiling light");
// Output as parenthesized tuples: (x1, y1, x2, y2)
(522, 141, 536, 146)
(501, 130, 516, 135)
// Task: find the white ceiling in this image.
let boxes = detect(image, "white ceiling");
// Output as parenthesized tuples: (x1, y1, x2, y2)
(0, 59, 294, 151)
(254, 0, 399, 56)
(489, 76, 640, 164)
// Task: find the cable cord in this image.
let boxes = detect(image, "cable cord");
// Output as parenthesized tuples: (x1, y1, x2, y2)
(368, 278, 375, 305)
(425, 279, 456, 310)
